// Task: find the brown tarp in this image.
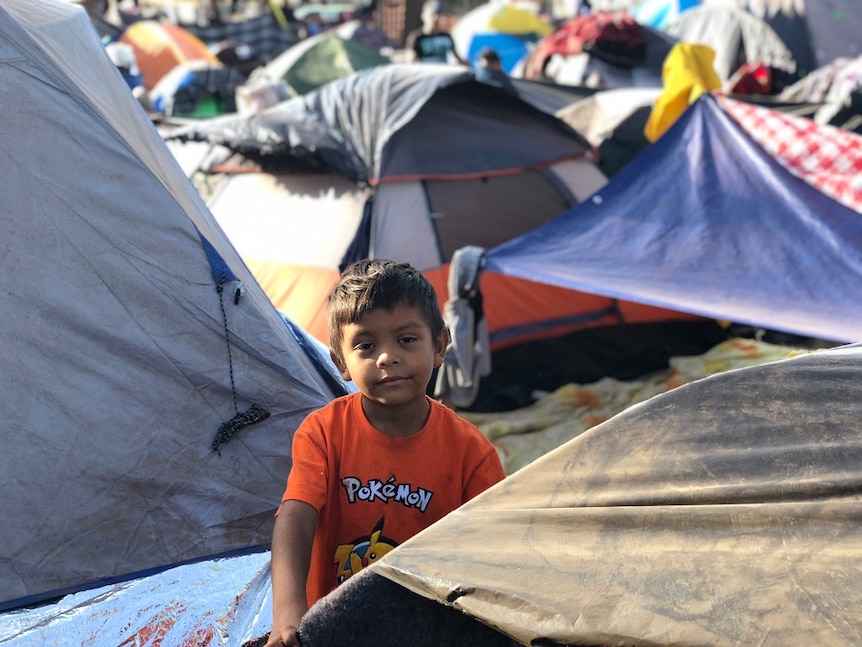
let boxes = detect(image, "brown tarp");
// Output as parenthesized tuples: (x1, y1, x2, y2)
(373, 343, 862, 645)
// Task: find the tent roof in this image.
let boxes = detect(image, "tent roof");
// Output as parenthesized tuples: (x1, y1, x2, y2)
(509, 77, 599, 114)
(168, 63, 595, 184)
(481, 93, 862, 344)
(373, 342, 862, 645)
(0, 0, 341, 611)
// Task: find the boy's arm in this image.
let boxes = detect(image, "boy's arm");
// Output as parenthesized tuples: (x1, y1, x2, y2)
(266, 500, 318, 647)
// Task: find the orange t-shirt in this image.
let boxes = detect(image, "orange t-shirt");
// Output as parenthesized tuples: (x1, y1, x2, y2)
(282, 392, 505, 606)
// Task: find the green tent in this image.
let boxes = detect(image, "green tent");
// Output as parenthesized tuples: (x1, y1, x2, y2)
(252, 32, 390, 96)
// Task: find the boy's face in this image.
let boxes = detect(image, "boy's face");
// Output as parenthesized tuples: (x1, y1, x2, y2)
(331, 303, 447, 409)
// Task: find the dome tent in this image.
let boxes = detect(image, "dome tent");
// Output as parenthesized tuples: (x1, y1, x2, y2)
(168, 64, 691, 353)
(245, 31, 391, 98)
(0, 0, 343, 612)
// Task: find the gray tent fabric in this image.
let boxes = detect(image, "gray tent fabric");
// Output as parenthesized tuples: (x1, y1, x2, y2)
(508, 77, 599, 114)
(167, 63, 595, 183)
(434, 246, 491, 409)
(722, 0, 862, 76)
(669, 4, 797, 81)
(369, 343, 862, 646)
(168, 64, 476, 181)
(0, 0, 340, 611)
(298, 568, 515, 647)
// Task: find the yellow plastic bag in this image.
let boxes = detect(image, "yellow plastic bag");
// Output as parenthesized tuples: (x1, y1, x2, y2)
(644, 42, 722, 142)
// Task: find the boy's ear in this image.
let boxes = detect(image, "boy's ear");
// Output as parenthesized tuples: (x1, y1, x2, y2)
(433, 328, 449, 368)
(330, 349, 352, 381)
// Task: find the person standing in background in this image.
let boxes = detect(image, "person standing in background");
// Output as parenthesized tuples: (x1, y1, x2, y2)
(405, 0, 463, 64)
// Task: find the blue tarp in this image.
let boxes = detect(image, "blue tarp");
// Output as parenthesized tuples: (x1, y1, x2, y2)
(483, 94, 862, 344)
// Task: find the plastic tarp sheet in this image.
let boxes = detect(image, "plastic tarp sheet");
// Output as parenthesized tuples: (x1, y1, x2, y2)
(482, 93, 862, 344)
(374, 342, 862, 646)
(0, 554, 273, 647)
(0, 0, 340, 611)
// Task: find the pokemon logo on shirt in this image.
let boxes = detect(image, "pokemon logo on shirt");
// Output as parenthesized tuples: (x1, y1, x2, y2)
(334, 517, 397, 585)
(340, 475, 433, 512)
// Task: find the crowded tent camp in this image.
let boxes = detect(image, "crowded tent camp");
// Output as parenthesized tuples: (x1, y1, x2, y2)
(3, 0, 862, 645)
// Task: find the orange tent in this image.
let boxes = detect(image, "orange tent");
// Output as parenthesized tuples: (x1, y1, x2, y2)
(120, 21, 218, 90)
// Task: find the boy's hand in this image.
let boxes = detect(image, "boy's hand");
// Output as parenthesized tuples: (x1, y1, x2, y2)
(266, 603, 306, 647)
(265, 625, 302, 647)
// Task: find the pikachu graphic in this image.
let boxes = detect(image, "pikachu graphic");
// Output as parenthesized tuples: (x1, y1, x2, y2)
(333, 517, 397, 585)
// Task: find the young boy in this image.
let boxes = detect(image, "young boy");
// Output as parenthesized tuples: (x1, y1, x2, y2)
(265, 259, 505, 647)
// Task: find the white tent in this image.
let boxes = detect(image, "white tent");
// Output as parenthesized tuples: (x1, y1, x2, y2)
(0, 0, 342, 612)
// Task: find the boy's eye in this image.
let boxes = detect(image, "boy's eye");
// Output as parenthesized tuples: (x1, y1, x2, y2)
(355, 342, 374, 351)
(399, 335, 418, 344)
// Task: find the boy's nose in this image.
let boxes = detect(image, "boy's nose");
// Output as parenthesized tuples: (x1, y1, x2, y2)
(376, 349, 400, 367)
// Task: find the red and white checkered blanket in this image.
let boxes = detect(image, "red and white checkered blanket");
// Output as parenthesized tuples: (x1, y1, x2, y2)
(719, 95, 862, 213)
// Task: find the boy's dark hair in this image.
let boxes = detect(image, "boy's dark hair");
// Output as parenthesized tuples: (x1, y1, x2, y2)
(327, 259, 445, 360)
